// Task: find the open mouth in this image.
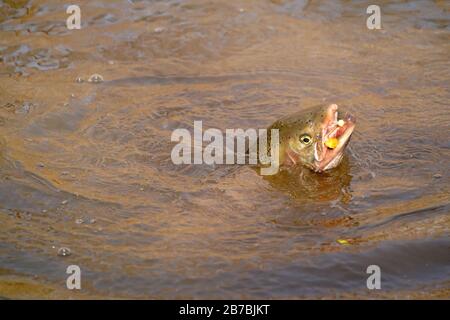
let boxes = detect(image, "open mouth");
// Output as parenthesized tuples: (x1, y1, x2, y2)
(313, 104, 356, 172)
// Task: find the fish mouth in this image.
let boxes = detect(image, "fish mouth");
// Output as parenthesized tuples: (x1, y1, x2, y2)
(313, 104, 356, 172)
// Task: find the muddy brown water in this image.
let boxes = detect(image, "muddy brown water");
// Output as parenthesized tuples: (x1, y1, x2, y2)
(0, 0, 449, 299)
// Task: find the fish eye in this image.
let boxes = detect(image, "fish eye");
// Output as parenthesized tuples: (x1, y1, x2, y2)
(300, 134, 312, 145)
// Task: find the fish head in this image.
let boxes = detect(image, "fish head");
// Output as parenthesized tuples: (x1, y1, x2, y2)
(277, 104, 356, 172)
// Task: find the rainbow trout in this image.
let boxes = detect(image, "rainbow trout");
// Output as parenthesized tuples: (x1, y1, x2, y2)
(264, 103, 356, 173)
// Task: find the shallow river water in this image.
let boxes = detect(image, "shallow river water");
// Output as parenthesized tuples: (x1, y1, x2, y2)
(0, 0, 449, 299)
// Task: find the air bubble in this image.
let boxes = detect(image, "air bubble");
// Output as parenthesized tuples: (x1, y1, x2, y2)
(57, 247, 71, 257)
(88, 73, 104, 83)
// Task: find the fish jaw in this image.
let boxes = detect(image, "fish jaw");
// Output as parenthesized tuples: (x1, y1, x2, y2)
(313, 104, 356, 172)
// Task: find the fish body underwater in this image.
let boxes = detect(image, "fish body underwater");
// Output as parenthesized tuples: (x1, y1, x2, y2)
(266, 104, 356, 173)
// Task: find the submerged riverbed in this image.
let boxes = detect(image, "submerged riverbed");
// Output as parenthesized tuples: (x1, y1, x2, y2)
(0, 0, 449, 299)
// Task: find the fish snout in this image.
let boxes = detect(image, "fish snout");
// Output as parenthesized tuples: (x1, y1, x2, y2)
(313, 104, 356, 172)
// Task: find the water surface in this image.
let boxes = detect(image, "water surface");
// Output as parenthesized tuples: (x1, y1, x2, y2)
(0, 0, 449, 299)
